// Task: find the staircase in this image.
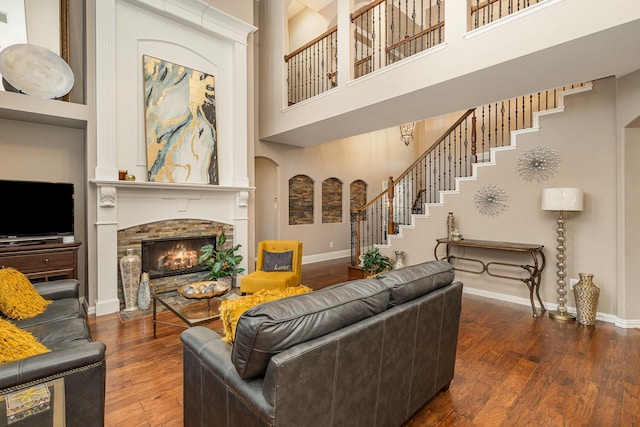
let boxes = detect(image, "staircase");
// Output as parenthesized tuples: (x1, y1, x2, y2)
(351, 82, 593, 265)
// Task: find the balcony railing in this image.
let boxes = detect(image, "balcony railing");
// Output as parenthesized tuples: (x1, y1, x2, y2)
(285, 0, 553, 104)
(351, 0, 444, 78)
(470, 0, 545, 30)
(285, 26, 338, 105)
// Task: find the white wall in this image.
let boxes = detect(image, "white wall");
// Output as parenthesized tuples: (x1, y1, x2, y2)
(386, 78, 622, 319)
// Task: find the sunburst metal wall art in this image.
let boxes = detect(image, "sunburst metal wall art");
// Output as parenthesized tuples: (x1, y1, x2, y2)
(515, 145, 561, 184)
(473, 183, 510, 217)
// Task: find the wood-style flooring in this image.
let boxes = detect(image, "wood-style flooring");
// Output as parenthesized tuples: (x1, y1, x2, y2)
(87, 258, 640, 426)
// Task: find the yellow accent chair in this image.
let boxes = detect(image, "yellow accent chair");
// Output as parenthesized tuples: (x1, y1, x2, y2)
(240, 240, 303, 294)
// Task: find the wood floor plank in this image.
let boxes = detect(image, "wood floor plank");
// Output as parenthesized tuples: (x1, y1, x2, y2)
(87, 258, 640, 426)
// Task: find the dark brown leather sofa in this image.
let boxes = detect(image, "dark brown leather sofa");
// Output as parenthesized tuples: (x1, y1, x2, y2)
(0, 279, 106, 426)
(181, 260, 462, 427)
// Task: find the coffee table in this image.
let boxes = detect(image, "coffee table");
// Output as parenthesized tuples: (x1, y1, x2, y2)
(151, 288, 238, 337)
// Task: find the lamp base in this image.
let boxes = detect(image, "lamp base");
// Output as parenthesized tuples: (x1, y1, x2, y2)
(549, 310, 576, 321)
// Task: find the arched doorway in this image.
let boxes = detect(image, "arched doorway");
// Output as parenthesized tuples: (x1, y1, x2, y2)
(255, 157, 279, 243)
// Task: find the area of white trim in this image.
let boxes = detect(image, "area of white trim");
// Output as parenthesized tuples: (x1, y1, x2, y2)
(463, 286, 637, 328)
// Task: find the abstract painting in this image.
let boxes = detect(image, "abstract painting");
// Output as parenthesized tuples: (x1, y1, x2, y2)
(143, 55, 219, 184)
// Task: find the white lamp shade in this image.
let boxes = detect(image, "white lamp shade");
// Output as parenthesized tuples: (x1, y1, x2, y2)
(541, 188, 584, 211)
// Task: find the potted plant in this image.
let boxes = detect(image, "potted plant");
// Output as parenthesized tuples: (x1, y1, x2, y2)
(198, 232, 245, 285)
(360, 247, 393, 276)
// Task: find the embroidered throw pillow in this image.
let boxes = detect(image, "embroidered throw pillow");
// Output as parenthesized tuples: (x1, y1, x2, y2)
(261, 250, 293, 272)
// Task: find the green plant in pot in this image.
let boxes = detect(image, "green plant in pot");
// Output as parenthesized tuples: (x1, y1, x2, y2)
(198, 232, 245, 284)
(361, 247, 393, 276)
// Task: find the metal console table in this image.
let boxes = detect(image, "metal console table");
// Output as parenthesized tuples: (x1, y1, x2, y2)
(434, 238, 546, 317)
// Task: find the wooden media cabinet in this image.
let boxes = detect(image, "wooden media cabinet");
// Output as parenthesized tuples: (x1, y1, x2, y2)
(0, 241, 81, 282)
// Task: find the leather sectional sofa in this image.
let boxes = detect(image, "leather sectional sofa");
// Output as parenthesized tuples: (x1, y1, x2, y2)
(0, 278, 106, 426)
(181, 260, 462, 427)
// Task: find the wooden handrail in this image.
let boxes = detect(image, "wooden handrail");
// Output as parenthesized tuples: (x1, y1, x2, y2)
(354, 55, 373, 68)
(350, 0, 386, 21)
(355, 109, 475, 217)
(284, 26, 337, 62)
(391, 109, 476, 186)
(470, 0, 501, 14)
(385, 22, 445, 52)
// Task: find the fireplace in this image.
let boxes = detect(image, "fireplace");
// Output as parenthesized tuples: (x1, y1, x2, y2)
(141, 235, 216, 279)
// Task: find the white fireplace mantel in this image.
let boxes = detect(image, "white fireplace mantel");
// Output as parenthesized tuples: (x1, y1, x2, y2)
(92, 1, 255, 316)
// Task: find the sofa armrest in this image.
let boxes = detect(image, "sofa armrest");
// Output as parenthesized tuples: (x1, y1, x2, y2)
(0, 342, 106, 426)
(0, 341, 105, 391)
(181, 327, 274, 425)
(33, 279, 80, 300)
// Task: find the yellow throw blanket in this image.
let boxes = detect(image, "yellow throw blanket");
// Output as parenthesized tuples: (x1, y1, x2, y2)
(219, 285, 312, 343)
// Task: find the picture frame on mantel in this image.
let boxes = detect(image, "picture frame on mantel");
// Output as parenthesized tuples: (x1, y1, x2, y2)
(142, 54, 219, 185)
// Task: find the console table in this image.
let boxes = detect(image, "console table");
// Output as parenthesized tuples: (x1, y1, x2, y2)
(0, 241, 81, 282)
(434, 238, 546, 317)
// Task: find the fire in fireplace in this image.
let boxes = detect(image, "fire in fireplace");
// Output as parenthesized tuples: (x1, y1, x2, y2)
(141, 235, 216, 279)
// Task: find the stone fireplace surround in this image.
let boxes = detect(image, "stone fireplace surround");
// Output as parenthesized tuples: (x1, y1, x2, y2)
(90, 1, 256, 316)
(117, 219, 233, 312)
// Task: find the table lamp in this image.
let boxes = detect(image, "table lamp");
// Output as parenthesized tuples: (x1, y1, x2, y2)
(541, 188, 584, 321)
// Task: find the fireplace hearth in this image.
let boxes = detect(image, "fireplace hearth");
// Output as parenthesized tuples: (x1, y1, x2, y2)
(141, 235, 216, 279)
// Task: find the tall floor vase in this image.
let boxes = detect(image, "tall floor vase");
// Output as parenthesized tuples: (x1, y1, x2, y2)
(120, 248, 141, 311)
(573, 273, 600, 326)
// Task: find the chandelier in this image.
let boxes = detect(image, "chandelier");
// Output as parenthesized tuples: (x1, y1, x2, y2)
(399, 122, 415, 146)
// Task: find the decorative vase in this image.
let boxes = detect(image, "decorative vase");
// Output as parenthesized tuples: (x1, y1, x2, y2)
(393, 250, 405, 269)
(218, 276, 234, 288)
(573, 273, 600, 326)
(138, 272, 151, 310)
(120, 248, 141, 311)
(447, 212, 456, 240)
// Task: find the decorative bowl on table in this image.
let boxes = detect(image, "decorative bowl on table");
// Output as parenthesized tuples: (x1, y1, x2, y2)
(177, 281, 231, 299)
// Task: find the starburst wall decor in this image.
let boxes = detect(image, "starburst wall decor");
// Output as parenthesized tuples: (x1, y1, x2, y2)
(473, 183, 510, 217)
(515, 145, 561, 184)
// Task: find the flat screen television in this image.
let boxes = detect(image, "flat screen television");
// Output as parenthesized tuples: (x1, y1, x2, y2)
(0, 179, 74, 244)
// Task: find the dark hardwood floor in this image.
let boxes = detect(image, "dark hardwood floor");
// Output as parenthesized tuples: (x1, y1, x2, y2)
(87, 258, 640, 426)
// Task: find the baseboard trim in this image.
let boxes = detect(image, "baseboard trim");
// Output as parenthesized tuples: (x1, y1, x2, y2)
(302, 250, 351, 264)
(463, 286, 638, 329)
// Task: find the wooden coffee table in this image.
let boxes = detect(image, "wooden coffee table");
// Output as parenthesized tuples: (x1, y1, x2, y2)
(151, 288, 238, 337)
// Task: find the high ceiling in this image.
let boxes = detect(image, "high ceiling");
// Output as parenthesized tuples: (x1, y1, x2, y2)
(287, 0, 335, 19)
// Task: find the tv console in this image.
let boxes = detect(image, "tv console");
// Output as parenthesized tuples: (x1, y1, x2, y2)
(0, 241, 81, 282)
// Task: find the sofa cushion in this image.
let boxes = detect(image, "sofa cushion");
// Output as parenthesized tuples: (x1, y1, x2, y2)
(0, 318, 50, 363)
(232, 278, 390, 380)
(25, 317, 93, 349)
(376, 260, 454, 307)
(12, 298, 83, 329)
(0, 268, 51, 320)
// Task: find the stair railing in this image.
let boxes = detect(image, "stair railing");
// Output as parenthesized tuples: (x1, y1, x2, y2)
(351, 109, 476, 265)
(285, 26, 338, 106)
(350, 82, 589, 266)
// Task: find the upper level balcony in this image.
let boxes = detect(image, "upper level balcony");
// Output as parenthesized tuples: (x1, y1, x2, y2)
(258, 0, 640, 147)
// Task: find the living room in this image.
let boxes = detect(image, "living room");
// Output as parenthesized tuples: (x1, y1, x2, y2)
(1, 0, 640, 425)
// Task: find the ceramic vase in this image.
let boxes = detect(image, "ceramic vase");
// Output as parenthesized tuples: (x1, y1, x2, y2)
(573, 273, 600, 326)
(120, 248, 141, 311)
(138, 272, 151, 310)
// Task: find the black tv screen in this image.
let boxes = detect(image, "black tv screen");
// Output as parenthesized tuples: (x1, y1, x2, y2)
(0, 180, 74, 239)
